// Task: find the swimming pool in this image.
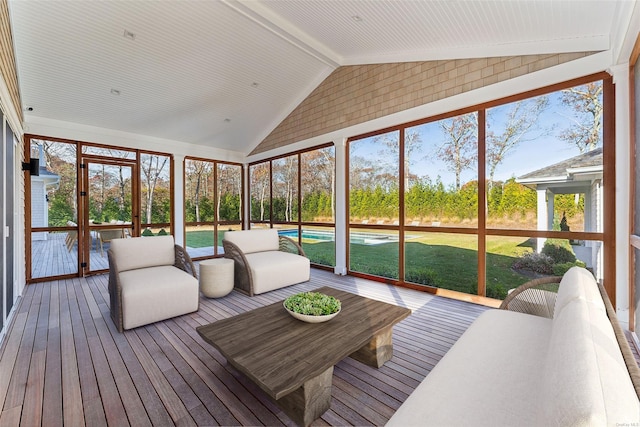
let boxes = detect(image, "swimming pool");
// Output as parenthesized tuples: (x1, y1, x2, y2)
(278, 229, 334, 242)
(278, 229, 407, 245)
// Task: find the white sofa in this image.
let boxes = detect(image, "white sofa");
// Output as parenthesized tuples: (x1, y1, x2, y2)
(108, 235, 199, 332)
(387, 267, 640, 426)
(222, 229, 310, 296)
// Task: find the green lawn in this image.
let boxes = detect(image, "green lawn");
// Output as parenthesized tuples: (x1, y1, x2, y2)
(303, 233, 536, 299)
(185, 230, 226, 248)
(187, 229, 537, 299)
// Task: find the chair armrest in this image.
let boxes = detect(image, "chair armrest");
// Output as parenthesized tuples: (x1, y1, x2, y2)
(499, 276, 562, 318)
(174, 244, 197, 278)
(278, 235, 307, 257)
(222, 239, 254, 296)
(107, 249, 125, 333)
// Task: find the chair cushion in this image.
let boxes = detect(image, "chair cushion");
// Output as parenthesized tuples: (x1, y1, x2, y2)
(224, 229, 279, 254)
(245, 250, 310, 294)
(110, 235, 175, 272)
(119, 265, 199, 330)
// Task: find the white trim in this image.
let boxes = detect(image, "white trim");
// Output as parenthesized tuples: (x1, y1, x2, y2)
(173, 154, 185, 247)
(615, 0, 640, 64)
(516, 175, 569, 185)
(566, 166, 604, 175)
(12, 130, 23, 310)
(0, 70, 23, 138)
(612, 61, 631, 311)
(24, 116, 245, 163)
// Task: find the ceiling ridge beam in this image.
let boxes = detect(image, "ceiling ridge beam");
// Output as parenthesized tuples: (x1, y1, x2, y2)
(221, 0, 341, 68)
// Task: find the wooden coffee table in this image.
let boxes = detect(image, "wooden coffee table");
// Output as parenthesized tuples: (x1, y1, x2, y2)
(196, 286, 411, 426)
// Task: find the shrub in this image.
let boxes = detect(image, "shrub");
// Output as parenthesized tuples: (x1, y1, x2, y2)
(552, 260, 586, 276)
(512, 252, 554, 275)
(141, 228, 154, 236)
(541, 240, 576, 264)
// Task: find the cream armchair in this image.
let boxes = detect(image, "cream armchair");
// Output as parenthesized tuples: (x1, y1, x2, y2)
(223, 229, 310, 296)
(108, 235, 199, 332)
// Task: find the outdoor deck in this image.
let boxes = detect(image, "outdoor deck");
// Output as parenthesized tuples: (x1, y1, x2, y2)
(0, 268, 488, 426)
(31, 233, 218, 278)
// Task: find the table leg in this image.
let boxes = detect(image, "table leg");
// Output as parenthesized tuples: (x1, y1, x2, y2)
(276, 366, 333, 427)
(350, 326, 394, 368)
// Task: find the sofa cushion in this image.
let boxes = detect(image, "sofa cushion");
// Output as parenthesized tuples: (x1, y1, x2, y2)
(386, 309, 552, 426)
(541, 297, 640, 425)
(554, 266, 604, 316)
(119, 265, 199, 330)
(244, 250, 310, 294)
(110, 235, 175, 272)
(224, 229, 279, 254)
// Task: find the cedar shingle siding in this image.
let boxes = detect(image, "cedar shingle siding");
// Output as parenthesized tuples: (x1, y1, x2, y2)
(252, 53, 596, 155)
(0, 0, 22, 121)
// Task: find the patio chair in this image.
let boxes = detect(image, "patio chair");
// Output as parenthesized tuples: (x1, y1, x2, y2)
(108, 235, 199, 332)
(499, 275, 563, 318)
(223, 229, 310, 296)
(99, 228, 125, 257)
(65, 221, 77, 252)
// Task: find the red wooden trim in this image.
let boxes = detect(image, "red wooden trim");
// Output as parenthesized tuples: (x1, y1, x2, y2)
(398, 128, 406, 282)
(477, 109, 487, 297)
(247, 142, 334, 166)
(630, 53, 639, 330)
(602, 76, 616, 306)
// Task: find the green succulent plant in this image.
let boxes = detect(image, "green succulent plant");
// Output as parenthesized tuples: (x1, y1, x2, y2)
(284, 292, 341, 316)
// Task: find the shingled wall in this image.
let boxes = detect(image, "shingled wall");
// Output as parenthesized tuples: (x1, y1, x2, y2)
(251, 52, 595, 155)
(0, 0, 22, 122)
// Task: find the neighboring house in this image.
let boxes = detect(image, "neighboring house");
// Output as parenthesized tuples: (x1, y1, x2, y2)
(30, 149, 59, 241)
(517, 147, 603, 279)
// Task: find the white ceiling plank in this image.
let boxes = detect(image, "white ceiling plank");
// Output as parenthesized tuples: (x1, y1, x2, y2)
(7, 0, 631, 155)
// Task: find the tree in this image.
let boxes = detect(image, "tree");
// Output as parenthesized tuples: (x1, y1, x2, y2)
(437, 113, 478, 191)
(185, 160, 212, 223)
(559, 82, 603, 153)
(251, 162, 270, 221)
(272, 156, 298, 221)
(39, 141, 78, 222)
(316, 148, 335, 219)
(300, 147, 335, 221)
(140, 154, 169, 224)
(486, 96, 549, 184)
(375, 129, 422, 189)
(217, 164, 242, 221)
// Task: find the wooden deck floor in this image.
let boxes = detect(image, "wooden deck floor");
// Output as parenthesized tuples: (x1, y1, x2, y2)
(31, 233, 220, 279)
(0, 268, 488, 426)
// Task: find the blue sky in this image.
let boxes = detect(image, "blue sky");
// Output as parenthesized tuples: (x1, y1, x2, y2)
(350, 85, 602, 189)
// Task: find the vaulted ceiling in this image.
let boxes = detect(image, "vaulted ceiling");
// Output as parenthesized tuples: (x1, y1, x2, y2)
(8, 0, 634, 156)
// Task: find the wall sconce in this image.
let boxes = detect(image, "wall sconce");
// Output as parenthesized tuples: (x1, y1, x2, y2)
(22, 158, 40, 176)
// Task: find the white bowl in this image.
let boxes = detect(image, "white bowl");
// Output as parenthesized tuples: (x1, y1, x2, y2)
(284, 304, 340, 323)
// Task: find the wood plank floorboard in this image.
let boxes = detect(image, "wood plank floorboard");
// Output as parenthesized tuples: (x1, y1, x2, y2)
(0, 267, 498, 426)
